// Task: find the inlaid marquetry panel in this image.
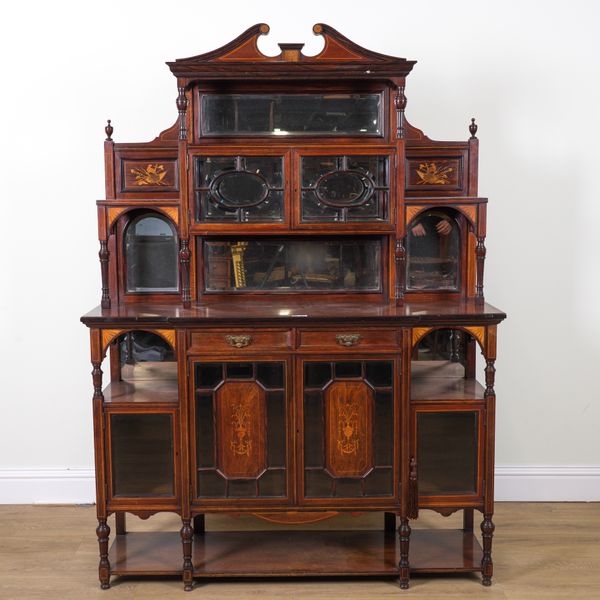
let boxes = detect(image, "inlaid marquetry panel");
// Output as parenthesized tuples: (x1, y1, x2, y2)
(303, 360, 394, 500)
(101, 328, 175, 354)
(325, 381, 373, 478)
(456, 204, 477, 225)
(194, 361, 287, 500)
(406, 159, 461, 189)
(216, 382, 266, 478)
(405, 150, 467, 196)
(412, 326, 484, 351)
(120, 159, 179, 193)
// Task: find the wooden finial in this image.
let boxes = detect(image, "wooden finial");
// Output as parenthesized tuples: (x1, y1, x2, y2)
(105, 119, 113, 141)
(469, 117, 478, 139)
(394, 85, 407, 139)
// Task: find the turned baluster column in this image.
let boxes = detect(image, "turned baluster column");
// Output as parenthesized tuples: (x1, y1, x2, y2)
(181, 518, 194, 591)
(92, 358, 111, 588)
(99, 240, 110, 309)
(476, 236, 486, 302)
(395, 238, 406, 304)
(96, 518, 111, 589)
(179, 238, 191, 308)
(481, 356, 496, 585)
(398, 517, 411, 589)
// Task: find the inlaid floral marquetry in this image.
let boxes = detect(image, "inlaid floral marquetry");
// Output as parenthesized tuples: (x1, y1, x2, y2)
(216, 381, 266, 478)
(405, 157, 462, 192)
(325, 381, 373, 478)
(131, 164, 169, 186)
(121, 159, 179, 192)
(415, 161, 454, 185)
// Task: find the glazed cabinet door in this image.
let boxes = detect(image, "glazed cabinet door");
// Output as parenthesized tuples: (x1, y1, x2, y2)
(299, 357, 399, 506)
(412, 405, 485, 507)
(105, 407, 179, 509)
(191, 359, 290, 505)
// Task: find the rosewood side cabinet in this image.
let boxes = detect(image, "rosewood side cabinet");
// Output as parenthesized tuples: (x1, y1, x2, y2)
(81, 23, 506, 591)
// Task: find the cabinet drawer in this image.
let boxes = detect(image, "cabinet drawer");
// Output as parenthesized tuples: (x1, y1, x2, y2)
(190, 329, 292, 353)
(297, 328, 400, 351)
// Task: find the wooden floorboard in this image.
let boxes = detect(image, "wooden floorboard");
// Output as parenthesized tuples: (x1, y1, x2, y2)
(0, 503, 599, 598)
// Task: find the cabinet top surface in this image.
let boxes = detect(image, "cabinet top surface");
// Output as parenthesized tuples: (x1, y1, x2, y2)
(81, 300, 506, 326)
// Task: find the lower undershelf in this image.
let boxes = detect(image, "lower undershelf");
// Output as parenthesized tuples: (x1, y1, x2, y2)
(108, 529, 483, 578)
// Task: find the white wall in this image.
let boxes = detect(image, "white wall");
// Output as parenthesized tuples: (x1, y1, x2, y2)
(1, 0, 599, 502)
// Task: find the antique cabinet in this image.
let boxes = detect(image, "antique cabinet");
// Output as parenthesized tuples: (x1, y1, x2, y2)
(81, 23, 506, 591)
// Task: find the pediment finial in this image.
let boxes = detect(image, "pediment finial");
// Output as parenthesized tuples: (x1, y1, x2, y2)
(469, 117, 478, 139)
(105, 119, 113, 141)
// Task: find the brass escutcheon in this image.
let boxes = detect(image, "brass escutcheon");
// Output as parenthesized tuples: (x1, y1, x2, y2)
(335, 333, 362, 347)
(225, 334, 252, 348)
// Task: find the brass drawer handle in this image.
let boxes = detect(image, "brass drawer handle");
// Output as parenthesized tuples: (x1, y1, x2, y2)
(335, 333, 362, 347)
(225, 334, 252, 348)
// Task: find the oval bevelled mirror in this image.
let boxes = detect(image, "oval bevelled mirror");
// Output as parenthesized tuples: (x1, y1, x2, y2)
(315, 170, 374, 208)
(211, 171, 269, 209)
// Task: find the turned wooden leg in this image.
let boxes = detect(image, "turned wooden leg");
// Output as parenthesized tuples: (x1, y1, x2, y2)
(96, 518, 111, 589)
(193, 514, 205, 535)
(181, 518, 194, 591)
(398, 517, 411, 590)
(115, 512, 126, 535)
(463, 508, 474, 532)
(481, 513, 495, 586)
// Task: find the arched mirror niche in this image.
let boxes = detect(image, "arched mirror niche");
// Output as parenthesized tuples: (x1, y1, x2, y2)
(406, 208, 464, 292)
(123, 211, 179, 294)
(115, 330, 176, 384)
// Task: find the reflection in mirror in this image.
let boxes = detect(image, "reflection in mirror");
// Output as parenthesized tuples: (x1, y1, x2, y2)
(407, 209, 460, 290)
(117, 331, 176, 383)
(124, 212, 179, 293)
(411, 329, 484, 402)
(203, 238, 381, 293)
(201, 93, 382, 136)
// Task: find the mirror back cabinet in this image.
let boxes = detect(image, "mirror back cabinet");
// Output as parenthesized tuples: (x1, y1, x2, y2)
(81, 23, 506, 591)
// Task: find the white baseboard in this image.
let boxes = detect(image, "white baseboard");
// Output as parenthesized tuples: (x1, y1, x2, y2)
(0, 466, 599, 504)
(0, 468, 96, 504)
(494, 466, 600, 501)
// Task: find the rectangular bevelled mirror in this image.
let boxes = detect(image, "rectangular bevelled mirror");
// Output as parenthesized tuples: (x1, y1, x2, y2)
(201, 237, 382, 293)
(200, 93, 383, 137)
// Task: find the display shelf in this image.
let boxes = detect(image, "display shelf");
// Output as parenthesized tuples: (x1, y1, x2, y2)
(107, 529, 482, 578)
(411, 361, 484, 402)
(103, 378, 178, 405)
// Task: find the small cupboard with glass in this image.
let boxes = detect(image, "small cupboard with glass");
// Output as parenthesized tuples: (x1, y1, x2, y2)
(82, 23, 505, 592)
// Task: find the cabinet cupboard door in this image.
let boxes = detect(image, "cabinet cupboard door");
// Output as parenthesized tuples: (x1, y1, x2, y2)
(301, 359, 396, 501)
(415, 407, 483, 499)
(109, 413, 176, 498)
(193, 360, 288, 501)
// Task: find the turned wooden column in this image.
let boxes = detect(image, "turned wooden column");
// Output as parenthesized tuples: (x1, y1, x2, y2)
(395, 238, 406, 304)
(99, 240, 110, 309)
(476, 236, 486, 302)
(481, 348, 497, 585)
(181, 518, 194, 591)
(398, 517, 411, 589)
(179, 238, 191, 308)
(91, 337, 110, 589)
